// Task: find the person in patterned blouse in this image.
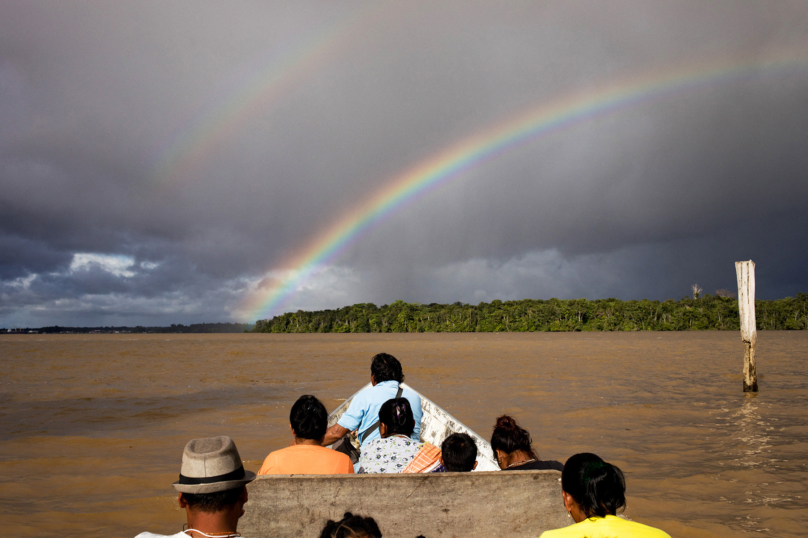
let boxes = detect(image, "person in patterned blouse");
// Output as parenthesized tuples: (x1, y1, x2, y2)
(357, 398, 419, 474)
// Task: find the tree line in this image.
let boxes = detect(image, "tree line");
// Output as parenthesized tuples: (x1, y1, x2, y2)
(252, 293, 808, 333)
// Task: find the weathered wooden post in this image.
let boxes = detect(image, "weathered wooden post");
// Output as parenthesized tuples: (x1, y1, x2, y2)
(735, 260, 758, 392)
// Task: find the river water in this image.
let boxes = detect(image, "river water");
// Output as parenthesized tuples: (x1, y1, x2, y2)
(1, 332, 806, 537)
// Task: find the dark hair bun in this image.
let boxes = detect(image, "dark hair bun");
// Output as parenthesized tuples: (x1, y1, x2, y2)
(490, 414, 536, 460)
(495, 415, 519, 430)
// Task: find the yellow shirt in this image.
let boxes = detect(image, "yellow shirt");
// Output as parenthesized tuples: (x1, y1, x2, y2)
(258, 444, 354, 475)
(540, 515, 671, 538)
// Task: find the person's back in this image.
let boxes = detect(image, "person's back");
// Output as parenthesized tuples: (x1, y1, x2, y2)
(440, 432, 478, 472)
(359, 398, 421, 474)
(259, 395, 353, 475)
(542, 514, 669, 538)
(323, 353, 423, 450)
(346, 379, 423, 444)
(261, 444, 353, 475)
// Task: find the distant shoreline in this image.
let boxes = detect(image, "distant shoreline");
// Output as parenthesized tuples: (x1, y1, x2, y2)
(1, 322, 253, 335)
(6, 294, 806, 334)
(253, 294, 808, 333)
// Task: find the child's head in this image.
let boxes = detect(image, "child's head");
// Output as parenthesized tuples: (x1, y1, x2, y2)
(319, 512, 382, 538)
(440, 433, 478, 472)
(378, 398, 415, 437)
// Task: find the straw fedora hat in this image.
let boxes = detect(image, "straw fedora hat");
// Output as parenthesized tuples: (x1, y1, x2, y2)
(172, 436, 256, 494)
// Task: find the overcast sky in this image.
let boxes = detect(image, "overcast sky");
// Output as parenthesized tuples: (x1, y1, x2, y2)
(1, 0, 807, 327)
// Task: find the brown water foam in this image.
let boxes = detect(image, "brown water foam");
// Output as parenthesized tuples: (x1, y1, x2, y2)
(1, 332, 806, 537)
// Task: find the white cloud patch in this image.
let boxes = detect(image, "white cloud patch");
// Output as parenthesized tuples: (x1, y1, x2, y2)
(69, 253, 136, 278)
(6, 274, 37, 289)
(0, 271, 257, 328)
(235, 265, 365, 321)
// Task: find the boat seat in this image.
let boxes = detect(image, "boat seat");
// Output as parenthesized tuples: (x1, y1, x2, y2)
(241, 470, 568, 538)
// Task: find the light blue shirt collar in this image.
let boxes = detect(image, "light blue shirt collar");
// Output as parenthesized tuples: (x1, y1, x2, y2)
(375, 380, 400, 388)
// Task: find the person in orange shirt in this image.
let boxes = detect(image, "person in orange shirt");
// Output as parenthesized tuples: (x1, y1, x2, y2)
(259, 395, 354, 475)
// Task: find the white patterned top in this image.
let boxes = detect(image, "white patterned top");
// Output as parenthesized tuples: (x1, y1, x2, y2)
(358, 435, 420, 474)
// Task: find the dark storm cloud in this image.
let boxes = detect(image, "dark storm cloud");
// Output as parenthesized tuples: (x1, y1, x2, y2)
(1, 0, 807, 325)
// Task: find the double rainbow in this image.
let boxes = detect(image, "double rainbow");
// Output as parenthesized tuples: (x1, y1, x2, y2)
(151, 5, 395, 185)
(238, 52, 808, 321)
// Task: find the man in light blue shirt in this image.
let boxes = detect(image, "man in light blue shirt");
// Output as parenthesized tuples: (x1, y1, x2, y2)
(323, 353, 423, 448)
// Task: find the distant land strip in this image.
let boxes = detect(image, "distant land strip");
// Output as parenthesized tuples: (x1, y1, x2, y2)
(1, 322, 253, 334)
(253, 294, 808, 333)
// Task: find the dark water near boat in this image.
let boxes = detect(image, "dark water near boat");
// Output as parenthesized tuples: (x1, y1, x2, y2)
(1, 332, 806, 537)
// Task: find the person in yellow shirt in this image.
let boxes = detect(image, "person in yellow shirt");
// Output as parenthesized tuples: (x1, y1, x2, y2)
(540, 453, 670, 538)
(259, 395, 354, 475)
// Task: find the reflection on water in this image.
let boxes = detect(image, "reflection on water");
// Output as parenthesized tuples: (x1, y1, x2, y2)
(1, 332, 807, 537)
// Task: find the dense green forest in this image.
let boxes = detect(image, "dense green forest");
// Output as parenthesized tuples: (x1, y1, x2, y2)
(252, 293, 808, 333)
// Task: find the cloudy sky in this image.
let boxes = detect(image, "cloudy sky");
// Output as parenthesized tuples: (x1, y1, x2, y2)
(1, 0, 807, 327)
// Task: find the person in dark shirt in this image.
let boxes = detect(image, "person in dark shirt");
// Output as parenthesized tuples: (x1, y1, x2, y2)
(490, 415, 563, 471)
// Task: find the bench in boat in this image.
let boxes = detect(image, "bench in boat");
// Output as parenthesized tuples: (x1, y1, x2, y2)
(242, 470, 567, 537)
(241, 383, 569, 537)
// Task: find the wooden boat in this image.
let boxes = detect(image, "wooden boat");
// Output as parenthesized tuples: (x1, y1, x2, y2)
(326, 382, 500, 472)
(241, 383, 568, 537)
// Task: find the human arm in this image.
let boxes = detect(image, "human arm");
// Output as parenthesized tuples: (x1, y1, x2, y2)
(323, 392, 367, 446)
(322, 424, 351, 447)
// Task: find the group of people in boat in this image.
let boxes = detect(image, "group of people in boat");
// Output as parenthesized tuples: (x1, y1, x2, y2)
(136, 352, 671, 538)
(258, 353, 491, 475)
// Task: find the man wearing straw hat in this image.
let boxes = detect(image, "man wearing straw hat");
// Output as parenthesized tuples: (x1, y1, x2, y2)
(137, 436, 256, 538)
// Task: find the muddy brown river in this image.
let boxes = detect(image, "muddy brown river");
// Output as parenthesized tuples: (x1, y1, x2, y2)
(1, 332, 806, 537)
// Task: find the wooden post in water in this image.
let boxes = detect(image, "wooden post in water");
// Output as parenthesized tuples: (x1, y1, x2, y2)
(735, 260, 758, 392)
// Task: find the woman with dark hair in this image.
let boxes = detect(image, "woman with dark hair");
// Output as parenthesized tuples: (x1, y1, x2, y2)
(258, 395, 354, 475)
(490, 415, 563, 471)
(540, 453, 670, 537)
(319, 512, 382, 538)
(358, 398, 440, 474)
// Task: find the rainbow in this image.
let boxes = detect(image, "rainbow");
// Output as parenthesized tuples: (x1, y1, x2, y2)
(243, 51, 808, 321)
(151, 5, 395, 185)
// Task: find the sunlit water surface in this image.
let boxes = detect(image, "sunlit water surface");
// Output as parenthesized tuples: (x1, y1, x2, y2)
(1, 332, 806, 537)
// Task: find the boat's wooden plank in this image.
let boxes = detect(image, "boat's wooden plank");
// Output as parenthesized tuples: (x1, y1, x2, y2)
(326, 383, 499, 471)
(241, 471, 569, 538)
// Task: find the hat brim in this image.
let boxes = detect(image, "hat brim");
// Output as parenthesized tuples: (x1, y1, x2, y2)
(172, 470, 256, 494)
